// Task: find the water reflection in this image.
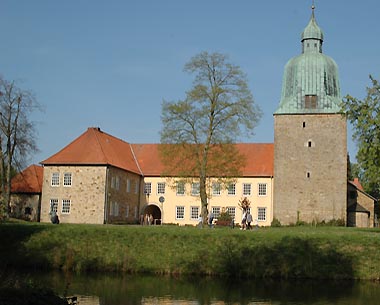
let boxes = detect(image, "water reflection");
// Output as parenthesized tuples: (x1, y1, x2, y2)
(31, 272, 380, 305)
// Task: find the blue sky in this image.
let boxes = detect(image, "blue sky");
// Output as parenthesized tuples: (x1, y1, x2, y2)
(1, 0, 379, 166)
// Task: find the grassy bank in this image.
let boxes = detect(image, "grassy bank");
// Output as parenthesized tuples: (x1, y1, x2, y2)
(1, 221, 380, 280)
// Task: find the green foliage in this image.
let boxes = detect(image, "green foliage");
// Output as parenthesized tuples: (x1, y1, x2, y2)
(238, 197, 251, 211)
(2, 222, 380, 280)
(217, 211, 232, 222)
(342, 75, 380, 197)
(160, 51, 262, 220)
(271, 218, 282, 227)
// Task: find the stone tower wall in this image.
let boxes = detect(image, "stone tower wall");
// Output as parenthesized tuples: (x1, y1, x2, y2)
(273, 114, 347, 225)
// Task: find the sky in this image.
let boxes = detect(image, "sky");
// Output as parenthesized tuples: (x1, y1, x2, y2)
(1, 0, 379, 167)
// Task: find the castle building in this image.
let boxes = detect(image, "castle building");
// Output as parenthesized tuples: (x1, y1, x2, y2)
(39, 127, 274, 226)
(10, 8, 377, 227)
(273, 7, 347, 224)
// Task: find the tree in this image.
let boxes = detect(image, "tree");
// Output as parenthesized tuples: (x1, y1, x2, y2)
(341, 75, 380, 198)
(0, 76, 41, 218)
(160, 51, 262, 221)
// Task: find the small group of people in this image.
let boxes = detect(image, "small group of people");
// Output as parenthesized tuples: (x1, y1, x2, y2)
(140, 213, 154, 225)
(197, 212, 215, 228)
(241, 210, 258, 230)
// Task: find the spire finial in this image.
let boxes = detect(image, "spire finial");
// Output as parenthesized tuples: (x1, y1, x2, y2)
(311, 0, 315, 13)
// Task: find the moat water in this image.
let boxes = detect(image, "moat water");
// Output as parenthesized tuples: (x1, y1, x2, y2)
(24, 272, 380, 305)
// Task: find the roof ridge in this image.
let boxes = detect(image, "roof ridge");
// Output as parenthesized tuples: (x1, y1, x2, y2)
(92, 128, 108, 164)
(129, 143, 144, 176)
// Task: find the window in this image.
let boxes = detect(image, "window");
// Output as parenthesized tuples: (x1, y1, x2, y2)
(227, 207, 236, 220)
(308, 141, 312, 147)
(134, 206, 138, 218)
(257, 207, 266, 221)
(307, 172, 311, 178)
(144, 182, 152, 195)
(25, 207, 32, 215)
(176, 182, 185, 195)
(228, 183, 236, 195)
(212, 182, 221, 196)
(157, 182, 166, 195)
(111, 176, 120, 190)
(134, 181, 139, 194)
(125, 204, 129, 217)
(211, 206, 221, 218)
(191, 183, 200, 196)
(51, 173, 60, 187)
(50, 199, 58, 213)
(63, 173, 72, 186)
(126, 179, 131, 193)
(258, 183, 267, 196)
(304, 95, 317, 109)
(303, 122, 306, 128)
(110, 201, 119, 216)
(176, 206, 185, 220)
(243, 183, 252, 196)
(61, 199, 71, 214)
(191, 206, 199, 220)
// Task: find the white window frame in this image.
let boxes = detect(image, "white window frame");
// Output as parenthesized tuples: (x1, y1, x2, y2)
(50, 199, 58, 213)
(212, 182, 221, 196)
(144, 182, 152, 195)
(61, 199, 71, 214)
(191, 182, 200, 196)
(258, 183, 267, 196)
(228, 183, 236, 196)
(63, 173, 72, 187)
(157, 182, 166, 195)
(257, 207, 266, 221)
(211, 206, 221, 218)
(176, 182, 185, 196)
(176, 206, 185, 220)
(243, 183, 252, 196)
(51, 173, 60, 187)
(190, 206, 199, 220)
(227, 207, 236, 220)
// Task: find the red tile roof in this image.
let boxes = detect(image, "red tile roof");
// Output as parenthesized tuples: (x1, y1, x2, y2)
(41, 127, 274, 177)
(131, 143, 274, 177)
(41, 127, 142, 175)
(11, 164, 43, 193)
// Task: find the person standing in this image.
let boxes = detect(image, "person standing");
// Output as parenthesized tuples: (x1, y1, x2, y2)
(197, 214, 203, 228)
(246, 211, 253, 230)
(208, 211, 214, 228)
(241, 210, 247, 230)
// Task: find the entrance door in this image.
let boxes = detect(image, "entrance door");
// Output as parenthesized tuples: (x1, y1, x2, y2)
(144, 205, 162, 225)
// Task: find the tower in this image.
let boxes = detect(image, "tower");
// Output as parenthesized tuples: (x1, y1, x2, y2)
(273, 7, 347, 225)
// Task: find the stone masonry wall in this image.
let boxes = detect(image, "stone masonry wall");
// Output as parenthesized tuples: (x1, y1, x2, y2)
(40, 165, 107, 224)
(273, 114, 347, 225)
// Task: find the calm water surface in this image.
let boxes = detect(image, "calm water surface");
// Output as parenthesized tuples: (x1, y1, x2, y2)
(30, 272, 380, 305)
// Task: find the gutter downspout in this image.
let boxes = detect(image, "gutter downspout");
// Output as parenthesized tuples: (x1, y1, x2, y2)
(104, 166, 110, 224)
(271, 175, 274, 224)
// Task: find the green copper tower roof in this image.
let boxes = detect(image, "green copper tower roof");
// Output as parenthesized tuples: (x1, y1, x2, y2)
(275, 6, 341, 114)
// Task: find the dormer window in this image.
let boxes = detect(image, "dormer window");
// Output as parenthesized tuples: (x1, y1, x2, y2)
(304, 95, 317, 109)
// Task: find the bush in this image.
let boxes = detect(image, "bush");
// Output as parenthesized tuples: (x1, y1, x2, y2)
(217, 211, 232, 222)
(271, 218, 282, 227)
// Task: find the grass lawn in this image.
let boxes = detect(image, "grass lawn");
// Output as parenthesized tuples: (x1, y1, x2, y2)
(1, 220, 380, 280)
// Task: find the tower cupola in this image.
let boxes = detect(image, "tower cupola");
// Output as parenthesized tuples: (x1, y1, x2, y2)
(275, 6, 341, 114)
